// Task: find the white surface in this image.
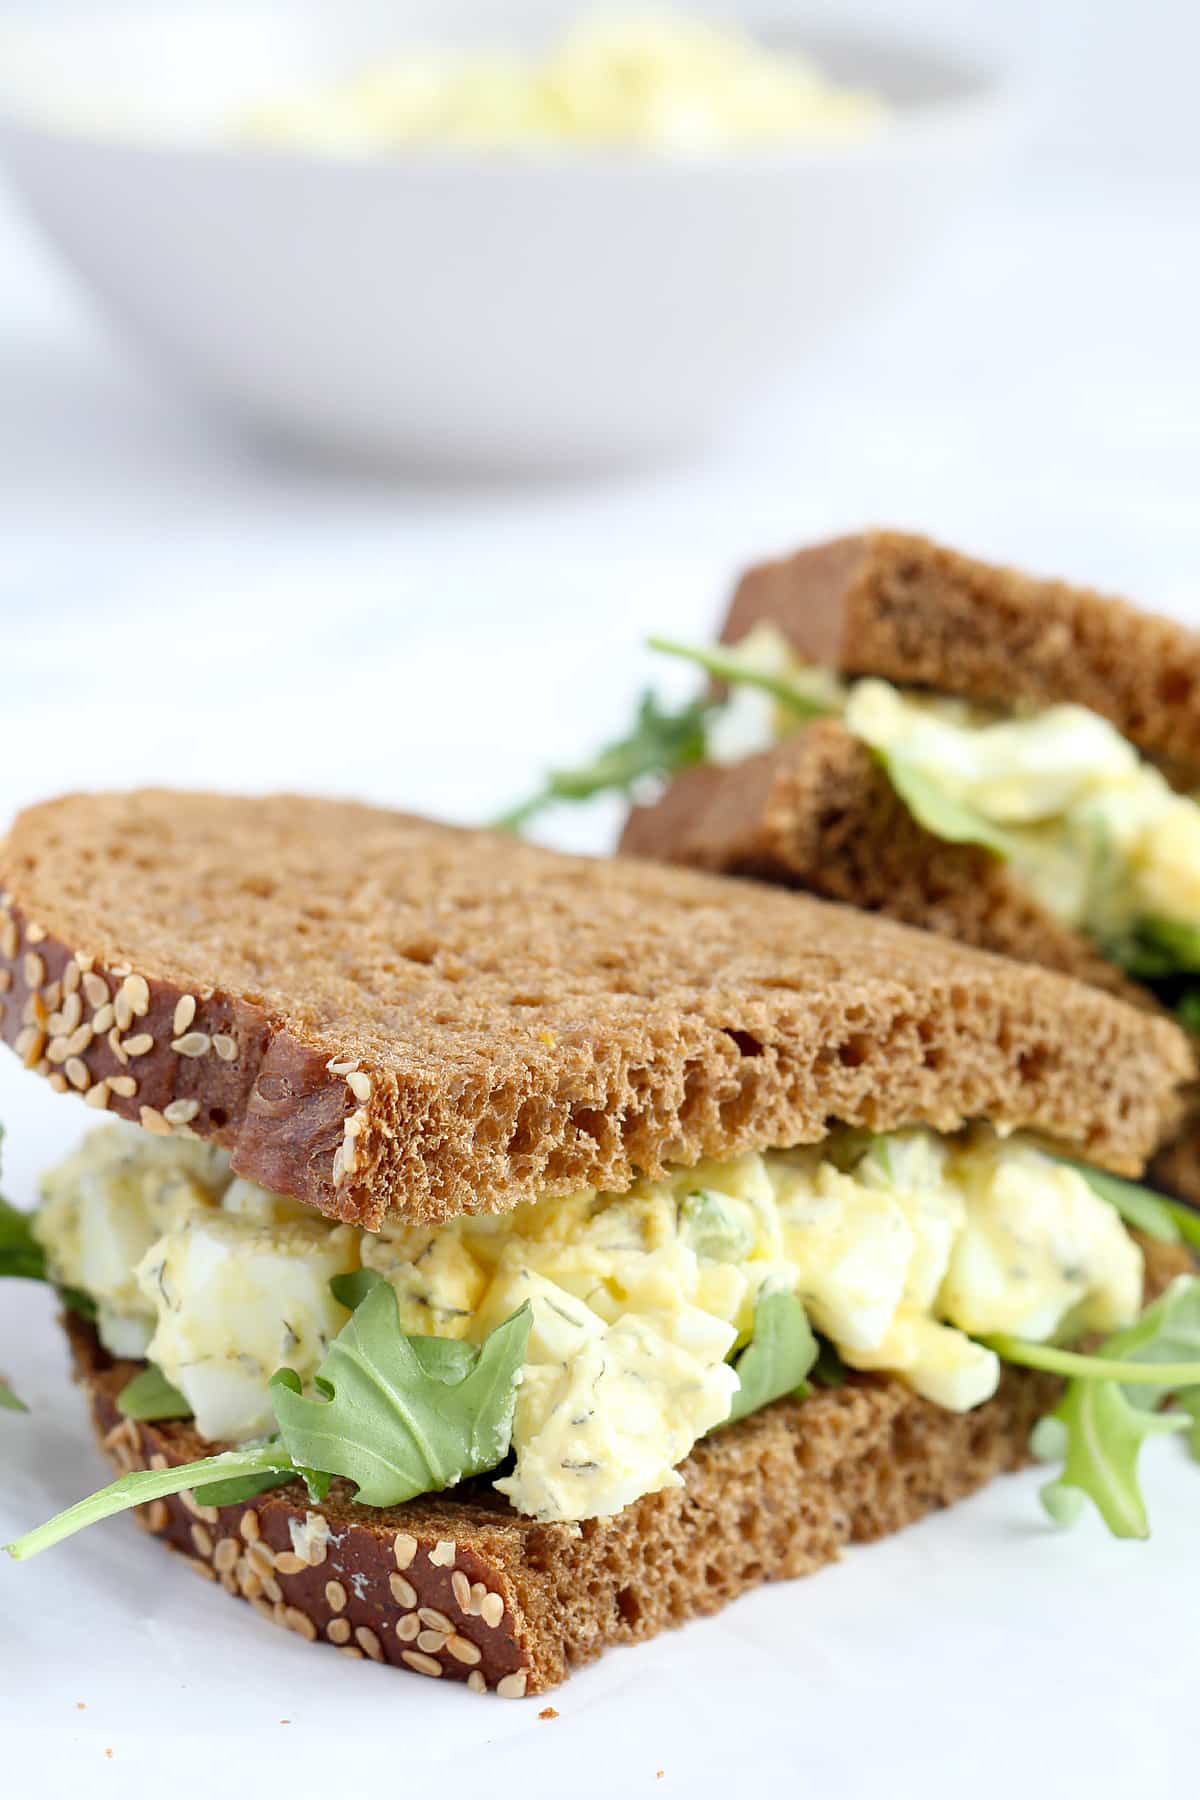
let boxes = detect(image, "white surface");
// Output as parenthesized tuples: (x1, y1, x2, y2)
(0, 3, 1016, 469)
(1, 0, 1200, 1791)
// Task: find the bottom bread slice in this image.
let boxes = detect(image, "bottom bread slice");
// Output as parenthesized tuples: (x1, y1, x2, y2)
(621, 724, 1200, 1204)
(61, 1244, 1187, 1694)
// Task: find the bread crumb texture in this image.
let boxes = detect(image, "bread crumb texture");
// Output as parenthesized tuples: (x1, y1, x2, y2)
(67, 1231, 1190, 1692)
(0, 791, 1189, 1226)
(723, 528, 1200, 770)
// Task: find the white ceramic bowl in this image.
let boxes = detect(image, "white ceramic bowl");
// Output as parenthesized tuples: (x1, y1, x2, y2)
(0, 3, 1018, 471)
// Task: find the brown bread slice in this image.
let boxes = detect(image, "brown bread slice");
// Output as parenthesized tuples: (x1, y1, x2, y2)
(620, 727, 1200, 1200)
(722, 529, 1200, 770)
(62, 1229, 1192, 1694)
(0, 791, 1191, 1227)
(620, 722, 1144, 1002)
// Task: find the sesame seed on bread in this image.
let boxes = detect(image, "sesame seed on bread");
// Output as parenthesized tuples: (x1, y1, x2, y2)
(0, 791, 1191, 1227)
(723, 529, 1200, 771)
(63, 1232, 1195, 1693)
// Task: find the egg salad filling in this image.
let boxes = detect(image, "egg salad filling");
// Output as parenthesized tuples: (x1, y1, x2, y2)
(611, 623, 1200, 1021)
(241, 13, 886, 156)
(33, 1120, 1144, 1525)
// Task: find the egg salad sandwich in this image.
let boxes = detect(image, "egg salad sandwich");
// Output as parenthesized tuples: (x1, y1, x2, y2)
(3, 789, 1200, 1696)
(510, 529, 1200, 1200)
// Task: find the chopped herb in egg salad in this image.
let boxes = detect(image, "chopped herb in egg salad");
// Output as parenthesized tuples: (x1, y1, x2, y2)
(501, 626, 1200, 1027)
(6, 1119, 1200, 1561)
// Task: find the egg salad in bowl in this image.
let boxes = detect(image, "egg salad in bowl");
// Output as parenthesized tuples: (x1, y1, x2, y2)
(31, 1119, 1147, 1526)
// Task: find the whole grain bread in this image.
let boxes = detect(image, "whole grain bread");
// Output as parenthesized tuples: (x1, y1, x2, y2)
(620, 722, 1146, 1005)
(63, 1230, 1192, 1693)
(0, 792, 1191, 1227)
(620, 727, 1200, 1204)
(723, 529, 1200, 770)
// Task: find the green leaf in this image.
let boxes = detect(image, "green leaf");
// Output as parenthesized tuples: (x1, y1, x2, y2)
(0, 1194, 47, 1285)
(1065, 1158, 1200, 1252)
(329, 1267, 386, 1311)
(1174, 990, 1200, 1037)
(878, 752, 1014, 858)
(0, 1190, 99, 1313)
(1133, 916, 1200, 976)
(116, 1364, 192, 1423)
(725, 1290, 818, 1426)
(994, 1276, 1200, 1539)
(269, 1284, 532, 1507)
(0, 1376, 28, 1414)
(1062, 1160, 1181, 1244)
(5, 1442, 297, 1561)
(494, 690, 712, 833)
(646, 637, 836, 721)
(809, 1338, 847, 1390)
(193, 1466, 297, 1508)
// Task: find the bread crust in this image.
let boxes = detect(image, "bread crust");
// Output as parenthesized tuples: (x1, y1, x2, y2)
(620, 723, 1148, 1005)
(0, 793, 1191, 1228)
(58, 1231, 1191, 1692)
(723, 529, 1200, 770)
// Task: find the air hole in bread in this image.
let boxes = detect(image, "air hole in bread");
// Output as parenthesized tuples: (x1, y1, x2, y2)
(615, 1586, 642, 1626)
(507, 1098, 545, 1158)
(1016, 1044, 1050, 1082)
(209, 1107, 228, 1129)
(570, 1106, 610, 1150)
(837, 1034, 872, 1069)
(400, 939, 437, 965)
(722, 1028, 764, 1059)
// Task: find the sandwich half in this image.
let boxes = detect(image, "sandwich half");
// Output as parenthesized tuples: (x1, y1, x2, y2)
(2, 790, 1198, 1695)
(619, 530, 1200, 1200)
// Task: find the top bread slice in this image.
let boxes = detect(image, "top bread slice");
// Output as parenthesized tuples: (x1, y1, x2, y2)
(0, 791, 1190, 1229)
(723, 529, 1200, 771)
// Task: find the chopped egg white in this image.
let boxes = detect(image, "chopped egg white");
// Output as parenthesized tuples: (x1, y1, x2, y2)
(137, 1209, 359, 1441)
(35, 1121, 1145, 1522)
(242, 13, 886, 156)
(719, 626, 1200, 948)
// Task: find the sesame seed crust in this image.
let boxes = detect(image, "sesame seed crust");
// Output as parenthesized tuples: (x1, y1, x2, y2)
(67, 1316, 536, 1695)
(0, 792, 1191, 1233)
(60, 1250, 1198, 1701)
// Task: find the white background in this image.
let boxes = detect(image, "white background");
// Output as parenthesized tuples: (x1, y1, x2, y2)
(1, 2, 1199, 1794)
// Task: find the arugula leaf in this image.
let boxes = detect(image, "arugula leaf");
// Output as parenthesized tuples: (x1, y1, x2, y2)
(0, 1376, 28, 1414)
(0, 1188, 97, 1319)
(270, 1283, 532, 1506)
(725, 1290, 818, 1426)
(116, 1364, 192, 1423)
(646, 637, 836, 722)
(989, 1276, 1200, 1538)
(877, 753, 1014, 858)
(329, 1267, 386, 1310)
(1174, 990, 1200, 1036)
(5, 1442, 300, 1561)
(809, 1338, 847, 1390)
(192, 1467, 298, 1508)
(495, 690, 712, 833)
(7, 1270, 533, 1558)
(0, 1194, 47, 1285)
(1133, 916, 1200, 976)
(1065, 1159, 1200, 1252)
(196, 1461, 332, 1508)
